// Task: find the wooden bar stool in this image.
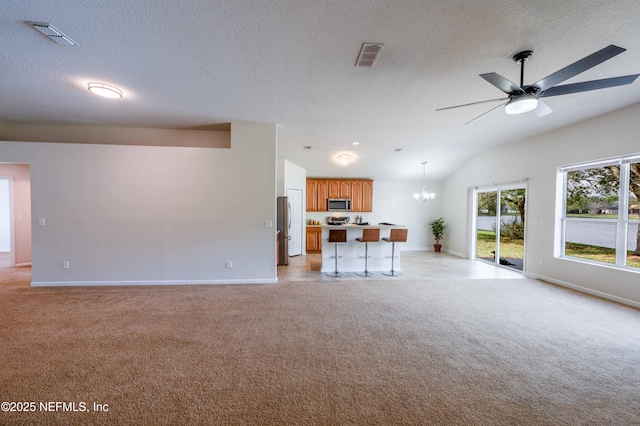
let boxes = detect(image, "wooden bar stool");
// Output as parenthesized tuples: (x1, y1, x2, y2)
(326, 229, 348, 278)
(382, 228, 408, 276)
(355, 228, 380, 277)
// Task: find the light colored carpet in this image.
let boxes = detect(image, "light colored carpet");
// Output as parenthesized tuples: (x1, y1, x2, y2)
(1, 270, 639, 425)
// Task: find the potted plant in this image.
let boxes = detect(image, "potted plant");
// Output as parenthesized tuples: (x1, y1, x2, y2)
(429, 217, 445, 252)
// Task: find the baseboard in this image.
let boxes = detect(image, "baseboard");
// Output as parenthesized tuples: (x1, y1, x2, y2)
(524, 272, 640, 309)
(442, 248, 466, 258)
(15, 262, 32, 267)
(31, 278, 279, 287)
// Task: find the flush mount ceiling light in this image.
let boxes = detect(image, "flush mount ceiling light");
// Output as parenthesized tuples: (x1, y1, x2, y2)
(504, 93, 538, 114)
(337, 154, 352, 166)
(414, 161, 435, 202)
(351, 141, 360, 145)
(87, 82, 123, 99)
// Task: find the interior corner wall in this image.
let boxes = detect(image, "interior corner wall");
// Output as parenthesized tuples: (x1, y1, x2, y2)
(441, 102, 640, 306)
(0, 163, 31, 265)
(0, 122, 277, 286)
(373, 181, 443, 251)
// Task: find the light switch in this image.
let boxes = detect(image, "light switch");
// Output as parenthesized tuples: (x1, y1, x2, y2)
(531, 220, 538, 227)
(264, 220, 273, 228)
(39, 218, 46, 226)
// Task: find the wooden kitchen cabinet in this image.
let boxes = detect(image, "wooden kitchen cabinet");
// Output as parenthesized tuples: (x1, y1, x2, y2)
(317, 180, 328, 212)
(306, 178, 328, 212)
(351, 179, 373, 212)
(328, 179, 351, 199)
(351, 180, 362, 211)
(306, 179, 318, 211)
(339, 180, 351, 198)
(328, 180, 340, 199)
(306, 226, 322, 253)
(306, 178, 372, 212)
(362, 180, 373, 212)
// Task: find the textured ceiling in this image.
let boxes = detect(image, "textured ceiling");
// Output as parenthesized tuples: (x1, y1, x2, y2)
(2, 1, 640, 181)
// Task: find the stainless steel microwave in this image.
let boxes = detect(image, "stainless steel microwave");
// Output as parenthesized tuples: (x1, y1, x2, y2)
(328, 198, 351, 211)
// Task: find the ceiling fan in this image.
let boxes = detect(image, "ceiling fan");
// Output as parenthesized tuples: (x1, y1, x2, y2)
(437, 45, 639, 125)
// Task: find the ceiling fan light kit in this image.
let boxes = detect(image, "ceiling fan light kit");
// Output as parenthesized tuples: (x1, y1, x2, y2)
(505, 94, 538, 114)
(437, 45, 639, 124)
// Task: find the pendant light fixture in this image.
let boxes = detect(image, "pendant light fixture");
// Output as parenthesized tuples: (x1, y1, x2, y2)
(414, 161, 435, 201)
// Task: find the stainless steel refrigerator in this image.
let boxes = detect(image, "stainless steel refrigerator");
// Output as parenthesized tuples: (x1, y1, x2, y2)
(277, 196, 290, 265)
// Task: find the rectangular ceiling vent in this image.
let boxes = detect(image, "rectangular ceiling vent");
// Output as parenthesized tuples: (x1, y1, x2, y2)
(30, 22, 78, 46)
(355, 43, 384, 67)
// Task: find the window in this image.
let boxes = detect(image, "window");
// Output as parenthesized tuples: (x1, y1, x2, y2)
(559, 155, 640, 270)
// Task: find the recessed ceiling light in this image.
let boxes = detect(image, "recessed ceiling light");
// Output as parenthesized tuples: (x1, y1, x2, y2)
(352, 141, 360, 145)
(87, 82, 123, 99)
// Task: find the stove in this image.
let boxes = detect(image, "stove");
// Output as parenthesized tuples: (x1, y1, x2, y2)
(327, 216, 350, 225)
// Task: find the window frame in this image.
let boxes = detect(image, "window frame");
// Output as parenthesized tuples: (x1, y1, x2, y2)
(558, 154, 640, 271)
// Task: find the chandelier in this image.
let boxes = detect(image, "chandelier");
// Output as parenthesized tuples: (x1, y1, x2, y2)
(414, 161, 435, 202)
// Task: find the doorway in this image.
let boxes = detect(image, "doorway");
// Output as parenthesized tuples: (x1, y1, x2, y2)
(287, 188, 303, 257)
(475, 186, 526, 271)
(0, 177, 14, 268)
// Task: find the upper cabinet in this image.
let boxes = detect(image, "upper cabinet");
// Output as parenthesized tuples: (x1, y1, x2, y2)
(306, 179, 318, 211)
(317, 180, 328, 211)
(328, 180, 352, 199)
(307, 179, 329, 212)
(361, 180, 373, 212)
(306, 178, 372, 212)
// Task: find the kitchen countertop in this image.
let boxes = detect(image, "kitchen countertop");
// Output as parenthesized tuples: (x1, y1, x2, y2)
(320, 224, 404, 228)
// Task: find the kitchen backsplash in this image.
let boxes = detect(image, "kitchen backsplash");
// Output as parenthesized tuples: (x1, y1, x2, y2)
(306, 211, 373, 224)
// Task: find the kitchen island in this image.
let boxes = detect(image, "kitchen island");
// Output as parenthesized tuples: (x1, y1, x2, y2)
(320, 224, 405, 273)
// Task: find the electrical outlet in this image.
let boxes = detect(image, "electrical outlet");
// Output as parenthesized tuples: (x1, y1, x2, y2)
(39, 218, 46, 226)
(538, 259, 544, 266)
(62, 261, 70, 269)
(226, 260, 232, 269)
(264, 220, 273, 228)
(539, 221, 546, 228)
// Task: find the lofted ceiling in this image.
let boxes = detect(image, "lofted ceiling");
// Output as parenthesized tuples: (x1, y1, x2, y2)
(2, 1, 640, 181)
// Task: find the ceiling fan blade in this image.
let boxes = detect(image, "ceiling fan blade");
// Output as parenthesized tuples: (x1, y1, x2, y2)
(531, 99, 553, 117)
(531, 45, 626, 92)
(465, 101, 508, 125)
(539, 74, 639, 97)
(436, 97, 508, 112)
(480, 73, 524, 94)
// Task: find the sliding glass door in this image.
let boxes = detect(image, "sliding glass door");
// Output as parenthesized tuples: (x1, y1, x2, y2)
(475, 187, 526, 271)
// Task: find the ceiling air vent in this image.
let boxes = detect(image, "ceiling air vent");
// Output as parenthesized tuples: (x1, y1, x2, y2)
(355, 43, 384, 67)
(30, 22, 78, 46)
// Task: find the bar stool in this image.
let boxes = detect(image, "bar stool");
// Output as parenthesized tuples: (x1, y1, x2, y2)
(355, 228, 380, 277)
(326, 229, 348, 278)
(382, 228, 408, 276)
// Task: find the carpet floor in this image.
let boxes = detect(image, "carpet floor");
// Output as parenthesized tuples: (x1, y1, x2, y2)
(1, 269, 640, 425)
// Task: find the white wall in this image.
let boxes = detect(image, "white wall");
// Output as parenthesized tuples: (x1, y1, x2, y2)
(306, 180, 443, 250)
(0, 122, 277, 285)
(442, 102, 640, 307)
